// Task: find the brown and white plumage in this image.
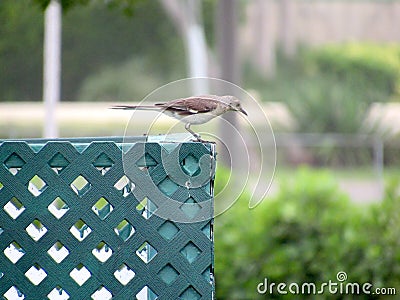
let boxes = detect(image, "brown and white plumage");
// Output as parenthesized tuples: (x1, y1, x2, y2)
(111, 95, 247, 140)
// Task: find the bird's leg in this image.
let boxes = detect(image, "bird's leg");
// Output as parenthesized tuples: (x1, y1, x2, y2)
(185, 123, 203, 142)
(185, 123, 199, 139)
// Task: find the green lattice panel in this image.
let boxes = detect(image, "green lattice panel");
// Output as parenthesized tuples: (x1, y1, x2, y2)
(0, 137, 215, 299)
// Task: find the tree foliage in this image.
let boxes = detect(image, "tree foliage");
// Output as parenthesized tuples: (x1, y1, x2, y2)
(32, 0, 144, 15)
(32, 0, 89, 12)
(0, 1, 43, 100)
(0, 0, 184, 101)
(61, 0, 184, 100)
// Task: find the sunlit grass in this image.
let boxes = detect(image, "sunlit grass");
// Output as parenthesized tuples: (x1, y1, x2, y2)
(274, 166, 392, 181)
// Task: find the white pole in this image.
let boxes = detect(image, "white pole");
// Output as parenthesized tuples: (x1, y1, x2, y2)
(185, 0, 209, 95)
(43, 0, 61, 138)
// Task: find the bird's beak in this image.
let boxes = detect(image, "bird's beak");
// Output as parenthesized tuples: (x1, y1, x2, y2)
(238, 107, 248, 116)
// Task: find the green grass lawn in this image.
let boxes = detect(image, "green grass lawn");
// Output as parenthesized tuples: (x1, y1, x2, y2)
(273, 165, 400, 181)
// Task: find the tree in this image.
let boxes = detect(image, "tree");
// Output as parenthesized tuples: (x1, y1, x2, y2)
(160, 0, 210, 94)
(32, 0, 142, 15)
(60, 0, 184, 101)
(0, 0, 185, 101)
(0, 1, 44, 100)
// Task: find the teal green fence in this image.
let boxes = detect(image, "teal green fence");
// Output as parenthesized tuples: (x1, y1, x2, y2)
(0, 137, 215, 299)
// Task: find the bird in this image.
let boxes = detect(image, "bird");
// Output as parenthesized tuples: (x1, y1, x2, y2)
(111, 95, 247, 141)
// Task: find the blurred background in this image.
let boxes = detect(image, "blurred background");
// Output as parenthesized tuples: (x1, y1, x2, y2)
(1, 0, 400, 298)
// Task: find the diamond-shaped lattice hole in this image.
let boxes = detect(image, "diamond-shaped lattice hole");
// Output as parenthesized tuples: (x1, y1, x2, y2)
(179, 286, 201, 300)
(158, 264, 179, 285)
(48, 286, 70, 300)
(4, 152, 25, 175)
(70, 175, 91, 197)
(4, 286, 24, 300)
(202, 267, 213, 284)
(136, 286, 158, 300)
(136, 197, 157, 219)
(136, 153, 157, 170)
(136, 242, 157, 263)
(28, 175, 47, 196)
(182, 154, 200, 176)
(180, 242, 201, 264)
(114, 175, 134, 197)
(92, 242, 113, 263)
(4, 197, 25, 219)
(158, 176, 178, 196)
(114, 219, 135, 241)
(114, 264, 135, 286)
(25, 263, 47, 285)
(92, 197, 113, 220)
(26, 219, 47, 241)
(48, 241, 69, 263)
(70, 219, 92, 241)
(4, 241, 25, 263)
(92, 153, 114, 175)
(157, 221, 179, 241)
(91, 286, 112, 300)
(48, 197, 69, 219)
(48, 152, 70, 174)
(0, 181, 3, 190)
(180, 197, 201, 219)
(70, 264, 91, 286)
(202, 222, 212, 240)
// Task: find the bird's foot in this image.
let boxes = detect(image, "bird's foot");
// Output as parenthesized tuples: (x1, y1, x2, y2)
(190, 133, 206, 143)
(185, 124, 206, 142)
(193, 137, 207, 143)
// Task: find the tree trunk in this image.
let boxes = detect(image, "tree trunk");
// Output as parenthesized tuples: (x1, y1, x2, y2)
(280, 0, 297, 57)
(215, 0, 242, 167)
(160, 0, 213, 93)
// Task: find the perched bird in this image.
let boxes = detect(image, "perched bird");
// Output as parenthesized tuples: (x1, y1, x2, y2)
(111, 95, 247, 140)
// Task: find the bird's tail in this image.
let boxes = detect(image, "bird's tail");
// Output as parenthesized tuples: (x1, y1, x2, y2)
(110, 105, 161, 111)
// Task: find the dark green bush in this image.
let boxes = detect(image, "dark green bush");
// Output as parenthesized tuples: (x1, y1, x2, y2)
(292, 44, 400, 133)
(282, 74, 370, 133)
(77, 56, 167, 102)
(214, 167, 400, 299)
(307, 43, 400, 98)
(245, 44, 400, 134)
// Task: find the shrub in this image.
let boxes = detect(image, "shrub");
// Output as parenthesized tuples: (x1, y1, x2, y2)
(365, 177, 400, 290)
(246, 44, 400, 133)
(307, 43, 400, 98)
(77, 57, 169, 102)
(214, 167, 400, 299)
(290, 44, 400, 133)
(282, 74, 370, 133)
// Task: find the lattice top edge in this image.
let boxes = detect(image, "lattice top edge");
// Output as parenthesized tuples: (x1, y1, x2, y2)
(0, 137, 214, 154)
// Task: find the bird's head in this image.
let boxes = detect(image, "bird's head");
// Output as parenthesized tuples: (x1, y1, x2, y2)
(223, 95, 248, 116)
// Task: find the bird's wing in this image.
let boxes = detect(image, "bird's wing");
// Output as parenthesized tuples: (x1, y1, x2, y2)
(156, 96, 220, 115)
